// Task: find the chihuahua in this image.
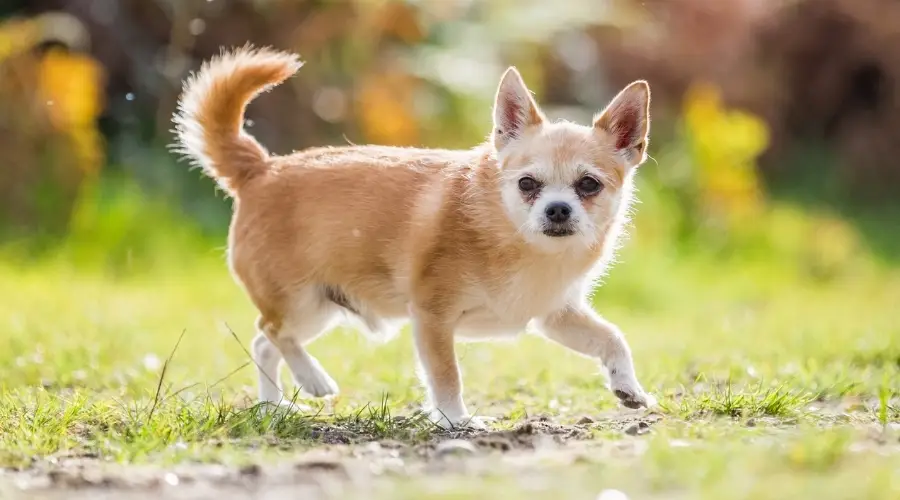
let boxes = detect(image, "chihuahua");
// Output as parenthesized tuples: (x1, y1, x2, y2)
(173, 46, 656, 429)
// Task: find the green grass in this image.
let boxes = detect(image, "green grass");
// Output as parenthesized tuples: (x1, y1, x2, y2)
(0, 191, 898, 498)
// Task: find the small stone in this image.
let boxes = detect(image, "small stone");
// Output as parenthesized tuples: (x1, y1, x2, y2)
(515, 422, 535, 435)
(596, 489, 629, 500)
(577, 416, 595, 425)
(377, 439, 404, 449)
(239, 464, 261, 476)
(624, 421, 650, 436)
(435, 439, 478, 457)
(163, 473, 179, 486)
(295, 460, 343, 472)
(745, 418, 756, 427)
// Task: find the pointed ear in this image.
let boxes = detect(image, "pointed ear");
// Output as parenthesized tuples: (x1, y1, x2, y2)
(492, 67, 544, 151)
(594, 80, 651, 165)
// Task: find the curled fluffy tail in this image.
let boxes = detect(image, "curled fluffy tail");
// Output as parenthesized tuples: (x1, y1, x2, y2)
(173, 46, 302, 195)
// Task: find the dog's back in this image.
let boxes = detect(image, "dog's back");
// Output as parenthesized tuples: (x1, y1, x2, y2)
(227, 144, 483, 336)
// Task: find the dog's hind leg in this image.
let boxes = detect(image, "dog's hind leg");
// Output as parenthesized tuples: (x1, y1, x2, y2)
(251, 321, 288, 405)
(264, 288, 341, 399)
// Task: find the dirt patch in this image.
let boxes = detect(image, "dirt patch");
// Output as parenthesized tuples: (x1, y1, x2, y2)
(1, 415, 636, 500)
(420, 415, 595, 456)
(12, 411, 892, 500)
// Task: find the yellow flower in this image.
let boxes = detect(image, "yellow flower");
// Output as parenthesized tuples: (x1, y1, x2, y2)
(682, 82, 770, 224)
(38, 47, 105, 175)
(0, 18, 40, 61)
(39, 48, 104, 127)
(356, 71, 420, 146)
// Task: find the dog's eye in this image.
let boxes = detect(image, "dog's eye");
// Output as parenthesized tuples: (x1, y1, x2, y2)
(576, 176, 603, 195)
(518, 177, 539, 192)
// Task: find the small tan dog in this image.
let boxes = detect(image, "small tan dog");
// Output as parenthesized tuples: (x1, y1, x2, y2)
(174, 46, 656, 429)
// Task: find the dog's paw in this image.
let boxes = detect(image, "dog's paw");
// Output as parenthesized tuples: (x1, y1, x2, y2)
(460, 416, 494, 431)
(296, 371, 339, 398)
(292, 359, 340, 398)
(427, 409, 465, 430)
(610, 378, 657, 409)
(614, 389, 657, 409)
(259, 400, 311, 415)
(427, 409, 492, 431)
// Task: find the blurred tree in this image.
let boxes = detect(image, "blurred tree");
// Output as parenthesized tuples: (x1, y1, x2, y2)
(563, 0, 900, 199)
(2, 0, 898, 250)
(0, 12, 104, 241)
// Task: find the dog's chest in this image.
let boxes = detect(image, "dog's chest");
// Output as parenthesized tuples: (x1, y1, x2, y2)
(455, 265, 583, 339)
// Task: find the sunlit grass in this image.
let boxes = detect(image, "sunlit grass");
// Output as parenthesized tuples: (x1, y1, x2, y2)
(0, 180, 898, 498)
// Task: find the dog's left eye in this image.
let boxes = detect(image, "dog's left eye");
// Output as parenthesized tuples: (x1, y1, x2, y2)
(576, 176, 603, 195)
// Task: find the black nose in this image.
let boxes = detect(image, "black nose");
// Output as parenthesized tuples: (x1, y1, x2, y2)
(544, 202, 572, 223)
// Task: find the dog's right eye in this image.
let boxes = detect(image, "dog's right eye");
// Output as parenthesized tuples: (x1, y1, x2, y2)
(518, 177, 539, 192)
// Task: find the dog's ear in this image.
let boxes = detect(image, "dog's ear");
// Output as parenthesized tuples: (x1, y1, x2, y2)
(594, 80, 651, 166)
(492, 67, 544, 151)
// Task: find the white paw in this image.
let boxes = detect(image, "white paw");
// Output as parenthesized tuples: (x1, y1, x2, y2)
(260, 400, 311, 415)
(427, 409, 492, 431)
(292, 358, 340, 398)
(610, 376, 657, 409)
(464, 416, 494, 430)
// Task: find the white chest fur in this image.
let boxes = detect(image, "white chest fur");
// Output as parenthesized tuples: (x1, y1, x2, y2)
(454, 258, 588, 340)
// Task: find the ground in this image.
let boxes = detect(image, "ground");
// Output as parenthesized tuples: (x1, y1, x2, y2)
(0, 235, 898, 499)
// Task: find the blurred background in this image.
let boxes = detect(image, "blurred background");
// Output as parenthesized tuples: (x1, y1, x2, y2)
(0, 0, 898, 276)
(1, 4, 899, 480)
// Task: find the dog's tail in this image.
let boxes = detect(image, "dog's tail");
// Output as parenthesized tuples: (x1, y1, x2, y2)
(172, 45, 302, 195)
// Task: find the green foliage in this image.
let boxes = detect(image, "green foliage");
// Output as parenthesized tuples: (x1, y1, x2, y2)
(61, 177, 212, 273)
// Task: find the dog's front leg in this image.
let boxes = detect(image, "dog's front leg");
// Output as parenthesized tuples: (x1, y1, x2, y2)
(535, 303, 656, 409)
(411, 310, 486, 430)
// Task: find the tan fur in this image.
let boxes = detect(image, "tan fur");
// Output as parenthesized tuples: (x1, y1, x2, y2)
(173, 46, 303, 194)
(174, 46, 657, 428)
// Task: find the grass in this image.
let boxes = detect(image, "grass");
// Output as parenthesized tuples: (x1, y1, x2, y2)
(0, 188, 898, 499)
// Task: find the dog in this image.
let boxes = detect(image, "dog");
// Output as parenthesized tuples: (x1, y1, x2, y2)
(173, 46, 657, 429)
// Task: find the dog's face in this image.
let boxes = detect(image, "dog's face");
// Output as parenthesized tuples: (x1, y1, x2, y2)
(490, 68, 650, 252)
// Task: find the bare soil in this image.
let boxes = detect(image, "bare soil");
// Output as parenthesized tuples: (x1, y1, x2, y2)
(1, 414, 663, 500)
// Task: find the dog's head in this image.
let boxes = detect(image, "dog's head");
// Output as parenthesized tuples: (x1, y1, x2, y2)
(490, 68, 650, 253)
